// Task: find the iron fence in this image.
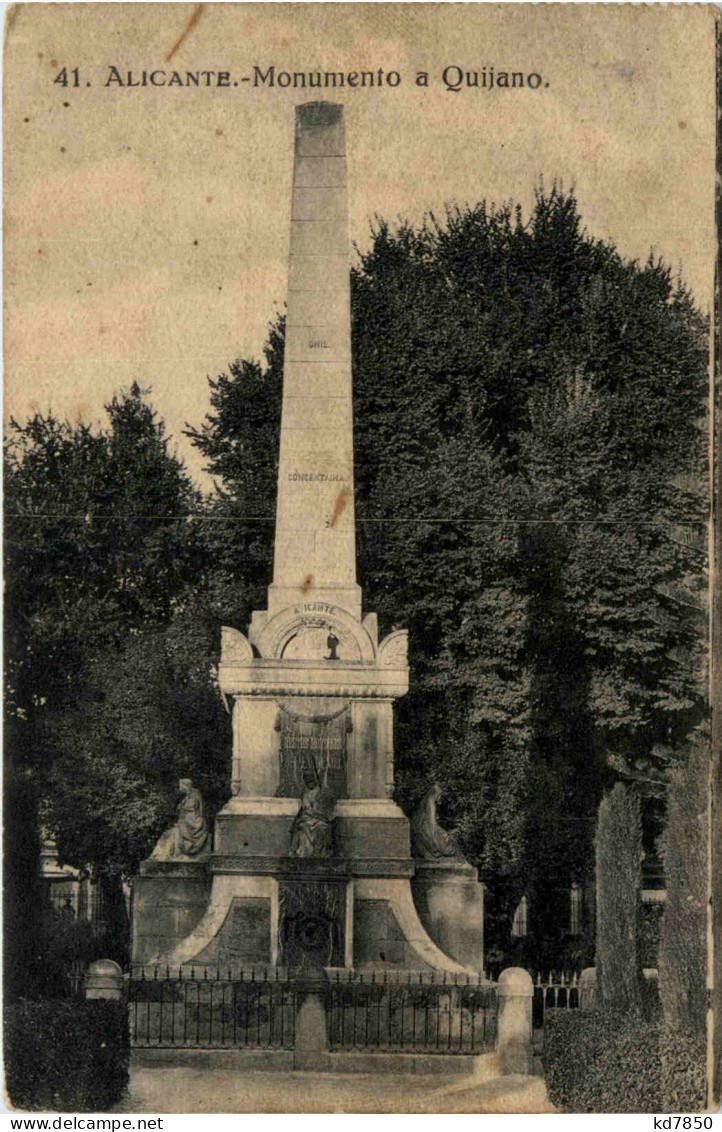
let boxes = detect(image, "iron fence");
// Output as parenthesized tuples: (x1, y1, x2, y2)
(129, 967, 296, 1050)
(327, 970, 497, 1055)
(532, 971, 581, 1032)
(63, 959, 88, 998)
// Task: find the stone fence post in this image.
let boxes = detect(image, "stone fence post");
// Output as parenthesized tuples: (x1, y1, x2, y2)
(579, 966, 597, 1010)
(497, 967, 533, 1075)
(84, 959, 124, 1000)
(293, 967, 330, 1071)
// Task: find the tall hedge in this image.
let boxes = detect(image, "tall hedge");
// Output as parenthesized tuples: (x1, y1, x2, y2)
(659, 736, 708, 1032)
(595, 782, 642, 1013)
(546, 1012, 706, 1113)
(545, 1012, 661, 1113)
(657, 735, 708, 1108)
(5, 999, 130, 1111)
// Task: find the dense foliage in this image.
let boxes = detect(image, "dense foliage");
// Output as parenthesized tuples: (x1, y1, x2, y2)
(595, 782, 642, 1013)
(4, 385, 219, 992)
(658, 732, 708, 1035)
(189, 188, 708, 952)
(545, 1009, 705, 1114)
(658, 1026, 708, 1113)
(4, 187, 709, 969)
(545, 1011, 662, 1113)
(4, 999, 130, 1111)
(638, 902, 664, 970)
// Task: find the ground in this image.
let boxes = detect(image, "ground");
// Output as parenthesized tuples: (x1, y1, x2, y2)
(113, 1066, 554, 1114)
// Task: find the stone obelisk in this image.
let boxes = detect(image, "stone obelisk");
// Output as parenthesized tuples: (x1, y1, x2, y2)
(131, 103, 484, 975)
(269, 102, 361, 621)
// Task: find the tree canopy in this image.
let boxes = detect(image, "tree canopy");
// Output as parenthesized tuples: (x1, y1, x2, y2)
(189, 187, 708, 956)
(5, 188, 709, 970)
(4, 386, 226, 908)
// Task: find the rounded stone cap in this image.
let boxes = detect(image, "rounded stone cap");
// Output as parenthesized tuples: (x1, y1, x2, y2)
(579, 966, 597, 987)
(85, 959, 123, 993)
(88, 958, 122, 977)
(497, 967, 533, 995)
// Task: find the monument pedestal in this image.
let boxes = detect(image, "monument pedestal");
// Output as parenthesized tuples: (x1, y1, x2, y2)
(130, 102, 484, 977)
(411, 860, 485, 971)
(132, 861, 212, 966)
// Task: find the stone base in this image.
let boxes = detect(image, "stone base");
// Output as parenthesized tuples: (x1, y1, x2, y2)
(132, 867, 479, 975)
(411, 861, 484, 971)
(132, 808, 483, 975)
(214, 796, 411, 863)
(353, 877, 474, 972)
(131, 862, 212, 966)
(131, 1046, 479, 1076)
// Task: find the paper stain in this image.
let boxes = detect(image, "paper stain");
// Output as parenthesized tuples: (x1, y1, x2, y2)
(165, 3, 203, 64)
(301, 574, 314, 594)
(328, 486, 350, 529)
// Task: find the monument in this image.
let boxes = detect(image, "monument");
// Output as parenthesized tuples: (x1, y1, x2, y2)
(131, 102, 484, 973)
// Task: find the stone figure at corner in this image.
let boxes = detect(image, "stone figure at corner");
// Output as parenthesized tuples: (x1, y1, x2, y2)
(289, 764, 335, 858)
(410, 782, 463, 860)
(150, 778, 209, 860)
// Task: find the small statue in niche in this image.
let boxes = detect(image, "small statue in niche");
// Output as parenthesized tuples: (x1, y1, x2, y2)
(289, 762, 335, 857)
(410, 782, 463, 860)
(150, 778, 209, 860)
(325, 632, 340, 661)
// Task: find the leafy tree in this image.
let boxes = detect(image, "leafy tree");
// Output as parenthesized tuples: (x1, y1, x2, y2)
(658, 731, 708, 1033)
(595, 782, 643, 1013)
(5, 383, 203, 728)
(4, 385, 208, 989)
(188, 187, 708, 957)
(40, 615, 229, 880)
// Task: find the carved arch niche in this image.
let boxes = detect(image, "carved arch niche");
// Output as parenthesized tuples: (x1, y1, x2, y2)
(256, 603, 376, 663)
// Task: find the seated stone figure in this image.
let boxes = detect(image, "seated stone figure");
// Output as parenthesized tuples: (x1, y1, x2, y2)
(410, 782, 463, 860)
(289, 765, 335, 858)
(150, 778, 209, 860)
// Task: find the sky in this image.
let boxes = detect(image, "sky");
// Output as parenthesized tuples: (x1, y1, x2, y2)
(4, 3, 717, 487)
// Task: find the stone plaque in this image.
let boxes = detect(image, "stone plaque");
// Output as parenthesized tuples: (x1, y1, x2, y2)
(278, 878, 346, 968)
(276, 706, 348, 799)
(217, 898, 271, 967)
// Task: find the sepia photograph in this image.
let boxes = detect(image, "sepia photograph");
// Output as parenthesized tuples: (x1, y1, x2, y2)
(2, 2, 719, 1115)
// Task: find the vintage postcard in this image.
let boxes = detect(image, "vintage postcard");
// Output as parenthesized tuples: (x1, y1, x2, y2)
(3, 2, 719, 1116)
